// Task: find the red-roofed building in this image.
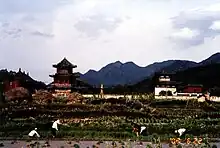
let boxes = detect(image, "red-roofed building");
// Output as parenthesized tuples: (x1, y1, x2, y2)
(182, 84, 203, 93)
(47, 58, 80, 97)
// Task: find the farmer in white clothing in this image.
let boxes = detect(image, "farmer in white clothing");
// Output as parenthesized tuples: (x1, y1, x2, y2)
(175, 128, 186, 138)
(51, 119, 61, 137)
(140, 126, 146, 135)
(28, 128, 40, 138)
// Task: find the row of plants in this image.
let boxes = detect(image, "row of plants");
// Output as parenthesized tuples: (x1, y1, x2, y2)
(4, 109, 220, 119)
(1, 115, 220, 136)
(1, 122, 220, 141)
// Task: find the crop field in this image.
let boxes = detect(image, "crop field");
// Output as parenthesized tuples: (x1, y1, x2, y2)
(1, 98, 220, 147)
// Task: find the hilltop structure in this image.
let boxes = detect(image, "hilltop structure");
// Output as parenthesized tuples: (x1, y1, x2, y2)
(154, 73, 179, 96)
(154, 72, 203, 97)
(1, 68, 45, 93)
(48, 58, 80, 97)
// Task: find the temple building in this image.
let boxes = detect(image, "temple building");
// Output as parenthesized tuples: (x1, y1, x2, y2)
(154, 72, 180, 96)
(154, 72, 203, 97)
(47, 58, 80, 97)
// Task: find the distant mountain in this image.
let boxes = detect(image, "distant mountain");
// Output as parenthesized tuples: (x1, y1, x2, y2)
(80, 52, 220, 86)
(199, 52, 220, 66)
(158, 60, 198, 73)
(80, 60, 176, 86)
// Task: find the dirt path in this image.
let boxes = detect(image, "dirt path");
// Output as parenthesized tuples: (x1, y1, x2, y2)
(0, 140, 162, 148)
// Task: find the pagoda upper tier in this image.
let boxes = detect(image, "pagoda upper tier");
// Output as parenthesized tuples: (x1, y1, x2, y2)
(52, 57, 77, 69)
(49, 72, 80, 78)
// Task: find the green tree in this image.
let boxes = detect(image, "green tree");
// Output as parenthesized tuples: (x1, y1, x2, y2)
(0, 82, 5, 104)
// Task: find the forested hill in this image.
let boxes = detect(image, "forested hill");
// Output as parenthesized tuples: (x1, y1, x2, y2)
(0, 69, 46, 93)
(131, 63, 220, 94)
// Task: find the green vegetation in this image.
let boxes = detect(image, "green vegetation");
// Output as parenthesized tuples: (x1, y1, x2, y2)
(1, 97, 220, 143)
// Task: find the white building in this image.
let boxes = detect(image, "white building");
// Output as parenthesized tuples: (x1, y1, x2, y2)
(154, 75, 177, 96)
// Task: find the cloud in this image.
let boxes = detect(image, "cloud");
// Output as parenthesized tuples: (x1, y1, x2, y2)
(31, 31, 54, 38)
(1, 0, 220, 83)
(0, 0, 71, 14)
(171, 28, 200, 39)
(170, 3, 220, 47)
(170, 28, 202, 47)
(74, 14, 123, 38)
(0, 0, 73, 40)
(210, 20, 220, 30)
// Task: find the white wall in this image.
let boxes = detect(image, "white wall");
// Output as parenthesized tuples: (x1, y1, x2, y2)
(82, 94, 154, 99)
(159, 78, 170, 82)
(154, 87, 177, 96)
(82, 93, 220, 102)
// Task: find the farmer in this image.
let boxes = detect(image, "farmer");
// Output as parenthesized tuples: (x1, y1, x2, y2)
(175, 128, 186, 139)
(51, 119, 61, 138)
(140, 126, 146, 135)
(28, 128, 40, 138)
(132, 126, 139, 137)
(132, 125, 146, 137)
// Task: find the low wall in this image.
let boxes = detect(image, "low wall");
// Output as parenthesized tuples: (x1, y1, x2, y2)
(82, 94, 220, 101)
(154, 96, 197, 100)
(82, 94, 140, 99)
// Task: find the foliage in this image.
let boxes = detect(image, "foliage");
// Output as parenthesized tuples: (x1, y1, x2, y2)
(66, 92, 85, 104)
(32, 90, 54, 105)
(4, 87, 31, 104)
(0, 69, 46, 93)
(73, 144, 80, 148)
(159, 91, 166, 96)
(1, 98, 220, 141)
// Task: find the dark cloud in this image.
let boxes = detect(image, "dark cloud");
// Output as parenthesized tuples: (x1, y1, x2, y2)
(31, 31, 54, 38)
(170, 8, 220, 47)
(74, 14, 123, 38)
(0, 24, 22, 39)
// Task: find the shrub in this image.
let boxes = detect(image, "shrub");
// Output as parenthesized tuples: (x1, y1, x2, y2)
(73, 144, 80, 148)
(32, 90, 54, 105)
(66, 92, 85, 104)
(159, 91, 166, 96)
(4, 87, 31, 104)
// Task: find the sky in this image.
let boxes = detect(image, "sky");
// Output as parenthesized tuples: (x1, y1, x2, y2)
(1, 0, 220, 83)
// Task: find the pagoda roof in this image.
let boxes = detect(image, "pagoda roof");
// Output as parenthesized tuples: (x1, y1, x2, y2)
(53, 58, 77, 68)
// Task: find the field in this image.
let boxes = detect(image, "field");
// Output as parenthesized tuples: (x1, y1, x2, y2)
(1, 97, 220, 147)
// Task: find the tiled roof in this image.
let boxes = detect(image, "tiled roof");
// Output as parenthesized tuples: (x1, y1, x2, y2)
(53, 58, 77, 68)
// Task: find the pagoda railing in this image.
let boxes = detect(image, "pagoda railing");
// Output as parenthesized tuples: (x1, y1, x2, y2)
(52, 83, 71, 88)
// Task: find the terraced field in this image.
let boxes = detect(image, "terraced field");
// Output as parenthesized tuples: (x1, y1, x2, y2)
(0, 98, 220, 143)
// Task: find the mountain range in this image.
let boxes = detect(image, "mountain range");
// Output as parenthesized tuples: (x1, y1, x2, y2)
(80, 52, 220, 86)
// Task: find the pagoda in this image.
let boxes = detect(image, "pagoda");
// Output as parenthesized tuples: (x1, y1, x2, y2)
(48, 58, 79, 97)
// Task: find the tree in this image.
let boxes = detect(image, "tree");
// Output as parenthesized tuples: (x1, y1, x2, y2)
(4, 87, 31, 104)
(0, 82, 5, 104)
(32, 90, 54, 105)
(66, 92, 85, 104)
